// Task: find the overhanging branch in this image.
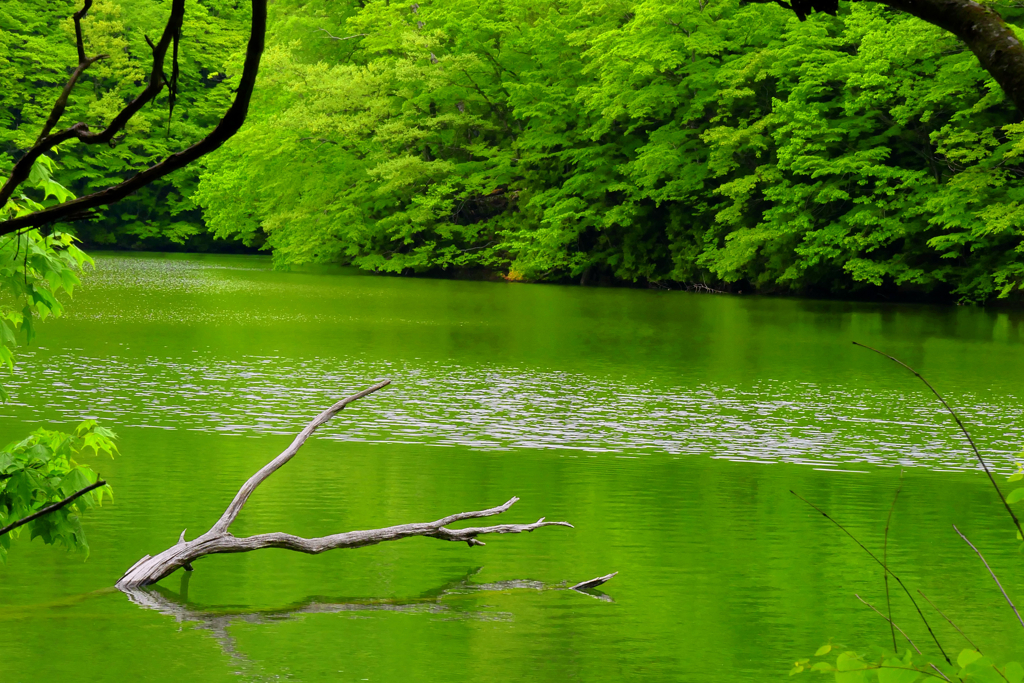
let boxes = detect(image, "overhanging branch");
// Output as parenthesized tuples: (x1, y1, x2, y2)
(0, 0, 267, 232)
(0, 478, 107, 537)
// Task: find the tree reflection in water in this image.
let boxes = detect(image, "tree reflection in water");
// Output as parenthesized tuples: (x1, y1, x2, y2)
(119, 568, 615, 677)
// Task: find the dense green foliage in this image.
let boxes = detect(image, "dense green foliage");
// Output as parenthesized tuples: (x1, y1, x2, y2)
(0, 421, 116, 562)
(5, 0, 1024, 300)
(195, 0, 1024, 301)
(0, 156, 92, 396)
(0, 0, 248, 248)
(0, 154, 119, 560)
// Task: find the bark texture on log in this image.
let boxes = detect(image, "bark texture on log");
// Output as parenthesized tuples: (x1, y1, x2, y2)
(765, 0, 1024, 114)
(115, 380, 573, 589)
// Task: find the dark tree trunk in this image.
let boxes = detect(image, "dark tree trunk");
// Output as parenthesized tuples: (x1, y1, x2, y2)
(877, 0, 1024, 114)
(0, 0, 267, 236)
(765, 0, 1024, 115)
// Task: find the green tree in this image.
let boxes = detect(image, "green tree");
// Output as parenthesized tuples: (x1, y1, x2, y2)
(196, 0, 1024, 301)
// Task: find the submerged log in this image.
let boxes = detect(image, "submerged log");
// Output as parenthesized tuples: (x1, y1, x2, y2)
(115, 380, 573, 589)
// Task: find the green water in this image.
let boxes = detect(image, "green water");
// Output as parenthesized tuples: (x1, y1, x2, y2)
(2, 253, 1024, 682)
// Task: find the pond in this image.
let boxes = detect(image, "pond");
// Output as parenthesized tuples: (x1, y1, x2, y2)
(1, 252, 1023, 682)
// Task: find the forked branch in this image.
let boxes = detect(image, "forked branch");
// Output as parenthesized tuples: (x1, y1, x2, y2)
(115, 380, 573, 589)
(0, 0, 267, 232)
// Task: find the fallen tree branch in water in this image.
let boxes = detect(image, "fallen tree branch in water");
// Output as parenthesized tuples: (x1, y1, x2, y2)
(115, 380, 573, 589)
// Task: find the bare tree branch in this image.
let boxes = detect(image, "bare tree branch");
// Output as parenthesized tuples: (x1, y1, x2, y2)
(854, 593, 923, 655)
(854, 342, 1024, 540)
(0, 0, 268, 233)
(0, 0, 186, 209)
(0, 478, 107, 537)
(210, 380, 390, 534)
(953, 524, 1024, 632)
(115, 381, 573, 589)
(73, 0, 92, 63)
(315, 28, 369, 40)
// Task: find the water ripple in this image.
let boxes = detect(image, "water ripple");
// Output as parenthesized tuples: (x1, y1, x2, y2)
(3, 351, 1019, 472)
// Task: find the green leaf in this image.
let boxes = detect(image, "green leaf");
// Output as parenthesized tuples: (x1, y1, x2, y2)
(961, 657, 1004, 683)
(877, 659, 921, 683)
(816, 645, 832, 657)
(958, 650, 984, 669)
(836, 652, 871, 683)
(1006, 488, 1024, 504)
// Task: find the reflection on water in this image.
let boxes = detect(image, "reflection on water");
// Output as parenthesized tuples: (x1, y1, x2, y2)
(1, 254, 1019, 473)
(124, 569, 614, 680)
(4, 349, 1021, 472)
(2, 253, 1024, 683)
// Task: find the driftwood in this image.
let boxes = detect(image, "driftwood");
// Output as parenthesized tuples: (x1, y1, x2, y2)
(116, 380, 574, 589)
(570, 571, 618, 592)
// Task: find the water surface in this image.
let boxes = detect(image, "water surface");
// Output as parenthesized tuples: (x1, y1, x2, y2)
(1, 253, 1023, 682)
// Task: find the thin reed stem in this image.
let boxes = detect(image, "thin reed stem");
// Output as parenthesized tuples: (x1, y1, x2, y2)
(855, 593, 922, 654)
(791, 490, 951, 664)
(918, 590, 980, 653)
(884, 471, 905, 652)
(852, 342, 1024, 541)
(953, 525, 1024, 632)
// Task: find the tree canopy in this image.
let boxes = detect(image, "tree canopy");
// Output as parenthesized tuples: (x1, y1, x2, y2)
(194, 0, 1024, 301)
(4, 0, 1024, 303)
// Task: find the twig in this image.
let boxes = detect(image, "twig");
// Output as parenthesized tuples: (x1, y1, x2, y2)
(33, 0, 109, 142)
(570, 572, 618, 591)
(953, 524, 1024, 632)
(0, 479, 107, 537)
(918, 590, 981, 653)
(35, 54, 107, 143)
(855, 594, 922, 654)
(852, 342, 1024, 541)
(315, 28, 368, 40)
(884, 471, 905, 651)
(792, 490, 951, 664)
